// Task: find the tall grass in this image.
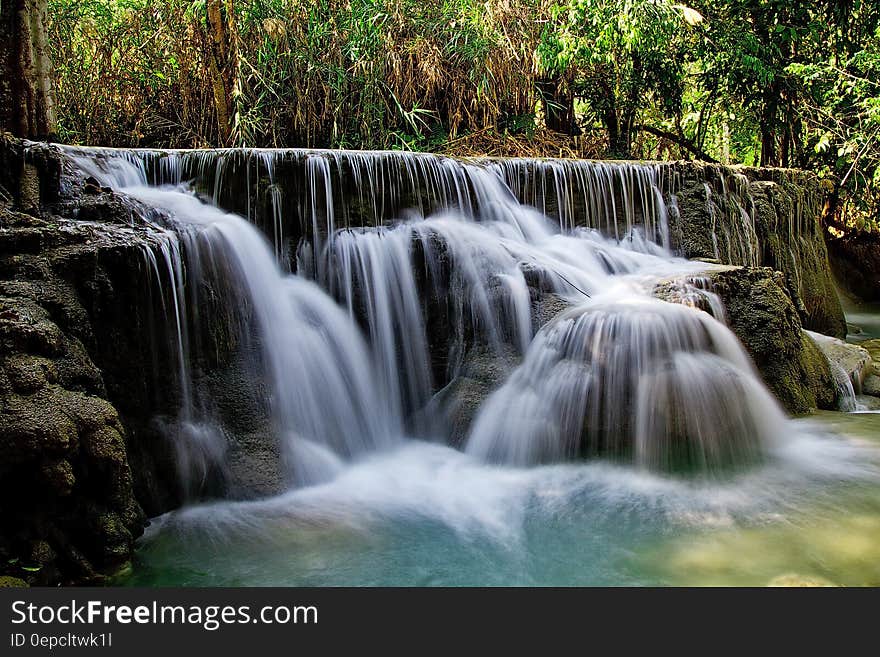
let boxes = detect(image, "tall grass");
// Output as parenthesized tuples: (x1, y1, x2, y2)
(48, 0, 572, 151)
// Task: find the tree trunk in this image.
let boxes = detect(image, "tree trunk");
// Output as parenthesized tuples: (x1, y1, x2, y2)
(759, 85, 782, 167)
(536, 77, 579, 135)
(0, 0, 57, 139)
(759, 116, 777, 167)
(204, 0, 239, 146)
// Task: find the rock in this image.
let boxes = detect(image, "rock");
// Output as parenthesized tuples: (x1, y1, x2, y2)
(864, 374, 880, 398)
(856, 395, 880, 411)
(0, 576, 28, 587)
(0, 141, 155, 585)
(658, 266, 837, 414)
(806, 332, 872, 392)
(428, 346, 521, 446)
(530, 291, 575, 333)
(860, 339, 880, 376)
(225, 428, 284, 499)
(767, 573, 838, 587)
(127, 152, 847, 338)
(424, 290, 572, 446)
(668, 164, 845, 337)
(0, 136, 299, 584)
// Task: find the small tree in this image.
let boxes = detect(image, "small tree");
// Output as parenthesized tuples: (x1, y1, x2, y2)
(538, 0, 703, 158)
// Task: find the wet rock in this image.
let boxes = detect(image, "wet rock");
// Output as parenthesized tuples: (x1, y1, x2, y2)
(856, 395, 880, 411)
(145, 151, 846, 338)
(428, 292, 570, 447)
(530, 291, 574, 333)
(864, 374, 880, 398)
(668, 164, 845, 338)
(859, 339, 880, 376)
(4, 354, 57, 392)
(225, 428, 284, 499)
(428, 346, 521, 446)
(0, 140, 155, 585)
(658, 266, 837, 414)
(0, 308, 145, 585)
(807, 333, 872, 392)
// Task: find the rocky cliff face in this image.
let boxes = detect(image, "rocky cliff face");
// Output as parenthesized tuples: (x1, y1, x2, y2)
(0, 138, 285, 585)
(670, 164, 845, 338)
(0, 139, 178, 584)
(81, 148, 844, 338)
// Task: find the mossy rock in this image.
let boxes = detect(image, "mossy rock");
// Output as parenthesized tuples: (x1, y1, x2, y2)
(662, 266, 837, 414)
(0, 576, 28, 588)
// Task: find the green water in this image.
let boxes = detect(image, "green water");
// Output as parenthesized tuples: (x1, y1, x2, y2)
(843, 296, 880, 343)
(123, 412, 880, 587)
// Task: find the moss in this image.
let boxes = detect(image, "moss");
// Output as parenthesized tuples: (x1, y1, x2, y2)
(92, 511, 135, 562)
(3, 354, 57, 393)
(0, 576, 28, 587)
(691, 267, 837, 415)
(0, 388, 80, 458)
(798, 331, 838, 409)
(82, 423, 128, 464)
(39, 459, 75, 496)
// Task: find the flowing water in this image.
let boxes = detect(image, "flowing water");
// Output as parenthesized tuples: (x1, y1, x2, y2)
(59, 145, 880, 586)
(123, 420, 880, 586)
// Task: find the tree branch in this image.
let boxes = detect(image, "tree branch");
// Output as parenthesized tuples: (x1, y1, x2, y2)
(634, 124, 718, 163)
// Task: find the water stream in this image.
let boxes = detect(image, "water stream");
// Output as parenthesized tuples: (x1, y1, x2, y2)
(61, 146, 880, 586)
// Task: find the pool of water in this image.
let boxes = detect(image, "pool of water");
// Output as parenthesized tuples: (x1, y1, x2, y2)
(123, 412, 880, 587)
(843, 296, 880, 343)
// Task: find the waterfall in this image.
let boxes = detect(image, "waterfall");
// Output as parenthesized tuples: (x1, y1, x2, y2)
(67, 151, 399, 489)
(59, 144, 811, 490)
(466, 294, 785, 472)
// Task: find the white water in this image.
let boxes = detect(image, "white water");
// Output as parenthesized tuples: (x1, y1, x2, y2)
(129, 423, 880, 586)
(56, 145, 880, 586)
(62, 144, 827, 483)
(466, 295, 787, 471)
(70, 151, 401, 486)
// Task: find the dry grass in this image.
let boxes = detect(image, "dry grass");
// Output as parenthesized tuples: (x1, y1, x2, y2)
(48, 0, 557, 151)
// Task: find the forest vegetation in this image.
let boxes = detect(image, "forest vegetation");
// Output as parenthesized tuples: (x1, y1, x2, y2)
(5, 0, 880, 231)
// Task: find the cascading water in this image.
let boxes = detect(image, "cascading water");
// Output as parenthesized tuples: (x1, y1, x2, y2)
(53, 144, 880, 586)
(69, 151, 400, 489)
(466, 293, 786, 471)
(62, 145, 808, 478)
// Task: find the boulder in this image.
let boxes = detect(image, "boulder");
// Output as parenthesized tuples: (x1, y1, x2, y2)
(860, 339, 880, 375)
(0, 291, 144, 585)
(428, 346, 521, 446)
(806, 332, 873, 392)
(656, 266, 837, 414)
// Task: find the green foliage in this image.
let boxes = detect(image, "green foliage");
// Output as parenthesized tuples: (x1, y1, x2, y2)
(42, 0, 880, 230)
(48, 0, 543, 149)
(537, 0, 703, 157)
(788, 18, 880, 230)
